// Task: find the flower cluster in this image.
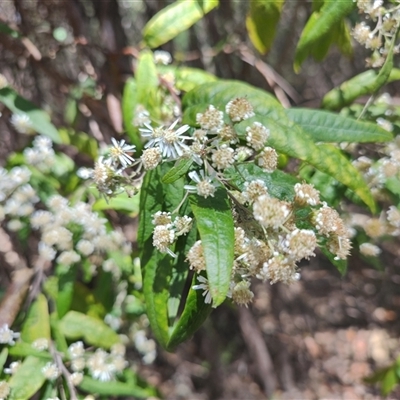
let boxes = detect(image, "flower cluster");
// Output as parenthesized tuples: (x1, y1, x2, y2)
(0, 137, 132, 277)
(352, 0, 400, 67)
(143, 98, 351, 307)
(350, 127, 400, 256)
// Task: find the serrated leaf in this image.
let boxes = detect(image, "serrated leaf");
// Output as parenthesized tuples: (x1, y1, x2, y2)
(294, 0, 355, 72)
(92, 191, 140, 215)
(286, 108, 392, 143)
(79, 376, 154, 397)
(21, 293, 50, 343)
(162, 158, 193, 184)
(143, 0, 219, 48)
(167, 281, 212, 350)
(225, 164, 297, 201)
(189, 189, 234, 306)
(183, 80, 376, 212)
(8, 356, 48, 400)
(246, 0, 284, 55)
(121, 77, 142, 150)
(59, 311, 120, 349)
(0, 87, 62, 143)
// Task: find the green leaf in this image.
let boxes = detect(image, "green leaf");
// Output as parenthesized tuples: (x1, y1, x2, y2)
(0, 87, 62, 143)
(225, 164, 297, 201)
(139, 164, 197, 347)
(246, 0, 284, 55)
(381, 367, 399, 396)
(56, 264, 78, 319)
(0, 348, 8, 371)
(183, 80, 376, 212)
(138, 168, 180, 347)
(143, 0, 219, 48)
(320, 246, 347, 276)
(58, 128, 98, 159)
(136, 50, 159, 104)
(70, 282, 107, 319)
(158, 66, 217, 92)
(162, 158, 193, 184)
(294, 0, 355, 72)
(322, 68, 400, 111)
(286, 108, 393, 143)
(50, 313, 68, 355)
(8, 342, 52, 360)
(0, 21, 21, 38)
(121, 77, 142, 150)
(190, 189, 234, 306)
(310, 143, 376, 212)
(79, 376, 154, 398)
(167, 280, 212, 350)
(385, 177, 400, 197)
(92, 191, 140, 215)
(8, 356, 48, 400)
(59, 311, 120, 349)
(333, 19, 353, 57)
(21, 294, 50, 343)
(136, 50, 161, 121)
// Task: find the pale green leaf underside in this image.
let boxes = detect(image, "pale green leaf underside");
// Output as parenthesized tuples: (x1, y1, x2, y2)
(59, 311, 120, 349)
(143, 0, 219, 48)
(8, 356, 47, 400)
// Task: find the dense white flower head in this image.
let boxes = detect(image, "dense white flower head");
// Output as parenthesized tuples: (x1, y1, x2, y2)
(253, 195, 290, 229)
(10, 113, 34, 134)
(226, 97, 255, 122)
(360, 242, 381, 257)
(0, 324, 20, 345)
(154, 50, 172, 65)
(246, 122, 270, 151)
(196, 105, 224, 131)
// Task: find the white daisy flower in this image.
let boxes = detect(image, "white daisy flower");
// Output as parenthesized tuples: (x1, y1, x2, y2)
(110, 138, 136, 167)
(192, 275, 212, 304)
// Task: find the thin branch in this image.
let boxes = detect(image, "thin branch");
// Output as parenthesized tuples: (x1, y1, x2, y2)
(236, 44, 301, 107)
(50, 341, 79, 400)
